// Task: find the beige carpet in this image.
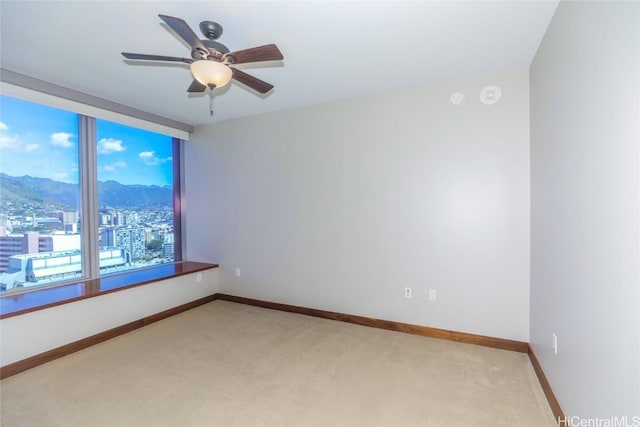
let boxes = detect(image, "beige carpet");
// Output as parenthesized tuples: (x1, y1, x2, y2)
(0, 301, 556, 427)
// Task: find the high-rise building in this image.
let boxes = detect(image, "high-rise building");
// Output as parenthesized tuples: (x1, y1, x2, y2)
(99, 213, 111, 226)
(102, 227, 145, 259)
(112, 211, 125, 226)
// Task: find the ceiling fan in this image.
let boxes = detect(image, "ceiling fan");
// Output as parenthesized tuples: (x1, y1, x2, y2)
(122, 14, 283, 96)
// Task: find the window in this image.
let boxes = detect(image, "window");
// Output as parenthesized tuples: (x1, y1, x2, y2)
(96, 119, 175, 273)
(0, 95, 83, 290)
(0, 95, 181, 293)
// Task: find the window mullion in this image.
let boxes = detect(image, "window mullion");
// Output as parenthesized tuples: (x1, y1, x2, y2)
(79, 115, 99, 279)
(173, 138, 183, 262)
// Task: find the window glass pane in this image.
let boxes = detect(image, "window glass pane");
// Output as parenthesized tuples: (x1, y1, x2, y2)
(0, 95, 82, 292)
(95, 119, 174, 274)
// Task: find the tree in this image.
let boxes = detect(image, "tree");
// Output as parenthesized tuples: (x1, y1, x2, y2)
(146, 239, 163, 251)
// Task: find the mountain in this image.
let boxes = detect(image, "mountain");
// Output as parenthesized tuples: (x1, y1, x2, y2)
(0, 174, 78, 209)
(0, 174, 172, 210)
(98, 180, 172, 209)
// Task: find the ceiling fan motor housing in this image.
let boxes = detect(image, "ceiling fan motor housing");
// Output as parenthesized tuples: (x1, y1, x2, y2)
(192, 22, 230, 61)
(200, 21, 223, 40)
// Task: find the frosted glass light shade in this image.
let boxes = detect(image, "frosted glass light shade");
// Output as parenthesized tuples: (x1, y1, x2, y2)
(191, 60, 233, 88)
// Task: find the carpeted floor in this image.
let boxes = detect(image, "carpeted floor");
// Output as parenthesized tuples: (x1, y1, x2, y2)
(0, 300, 556, 426)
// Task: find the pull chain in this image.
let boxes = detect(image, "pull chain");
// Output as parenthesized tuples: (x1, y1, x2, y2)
(209, 90, 214, 118)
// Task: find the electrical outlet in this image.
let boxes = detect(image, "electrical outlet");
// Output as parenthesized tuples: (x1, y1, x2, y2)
(235, 268, 241, 277)
(404, 287, 412, 298)
(196, 273, 202, 283)
(552, 333, 558, 355)
(428, 289, 437, 302)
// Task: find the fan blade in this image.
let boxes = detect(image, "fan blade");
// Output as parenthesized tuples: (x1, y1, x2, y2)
(122, 52, 193, 64)
(231, 68, 274, 94)
(224, 44, 283, 65)
(158, 14, 207, 53)
(187, 79, 207, 93)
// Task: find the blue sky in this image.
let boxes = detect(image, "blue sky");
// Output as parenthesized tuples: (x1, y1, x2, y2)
(0, 95, 173, 186)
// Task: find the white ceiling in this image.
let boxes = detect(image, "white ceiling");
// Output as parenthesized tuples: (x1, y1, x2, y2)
(0, 1, 558, 127)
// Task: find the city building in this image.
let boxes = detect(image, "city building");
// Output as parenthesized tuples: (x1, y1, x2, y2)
(0, 247, 129, 291)
(162, 242, 174, 257)
(0, 231, 81, 273)
(0, 231, 40, 273)
(112, 211, 125, 226)
(99, 213, 111, 226)
(101, 227, 145, 259)
(61, 211, 79, 233)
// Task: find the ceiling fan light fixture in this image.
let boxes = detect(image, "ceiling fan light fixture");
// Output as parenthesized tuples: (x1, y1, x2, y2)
(191, 60, 232, 88)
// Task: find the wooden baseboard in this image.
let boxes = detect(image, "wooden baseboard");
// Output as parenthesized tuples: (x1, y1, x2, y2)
(528, 344, 566, 425)
(214, 293, 529, 353)
(0, 294, 217, 379)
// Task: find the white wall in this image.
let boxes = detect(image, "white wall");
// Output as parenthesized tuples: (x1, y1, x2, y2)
(185, 70, 531, 341)
(0, 268, 219, 366)
(530, 1, 639, 420)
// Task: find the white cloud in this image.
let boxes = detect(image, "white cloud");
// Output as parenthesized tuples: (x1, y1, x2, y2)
(102, 160, 127, 172)
(98, 138, 126, 154)
(139, 151, 154, 161)
(25, 144, 39, 152)
(0, 134, 18, 149)
(52, 171, 70, 182)
(139, 151, 171, 166)
(50, 132, 74, 148)
(0, 122, 18, 149)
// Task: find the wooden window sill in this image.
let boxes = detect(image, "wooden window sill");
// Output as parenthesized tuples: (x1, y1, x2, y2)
(0, 261, 218, 320)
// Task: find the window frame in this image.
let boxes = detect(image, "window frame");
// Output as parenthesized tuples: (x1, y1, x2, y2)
(0, 94, 184, 295)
